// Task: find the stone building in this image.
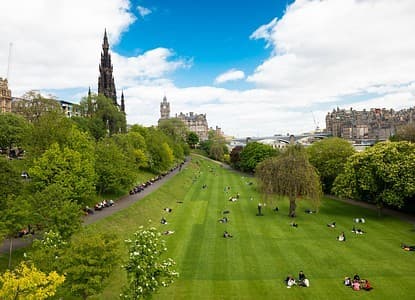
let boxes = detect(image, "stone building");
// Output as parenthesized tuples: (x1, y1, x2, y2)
(325, 107, 415, 142)
(0, 77, 12, 113)
(98, 29, 124, 112)
(159, 96, 209, 141)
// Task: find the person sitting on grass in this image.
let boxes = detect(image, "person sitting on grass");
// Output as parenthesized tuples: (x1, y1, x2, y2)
(344, 277, 351, 286)
(164, 207, 172, 213)
(337, 232, 346, 242)
(327, 222, 336, 228)
(223, 231, 233, 238)
(219, 217, 228, 223)
(360, 279, 373, 291)
(305, 209, 316, 214)
(163, 230, 175, 235)
(290, 222, 298, 228)
(352, 226, 365, 234)
(160, 217, 167, 225)
(285, 275, 296, 288)
(298, 271, 310, 287)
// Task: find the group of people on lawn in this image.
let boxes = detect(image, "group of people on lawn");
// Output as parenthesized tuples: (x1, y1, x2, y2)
(285, 271, 310, 288)
(344, 274, 373, 291)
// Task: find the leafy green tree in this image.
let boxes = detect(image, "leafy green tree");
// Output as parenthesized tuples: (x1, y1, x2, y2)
(186, 131, 199, 149)
(0, 157, 23, 199)
(332, 141, 415, 216)
(59, 231, 120, 300)
(112, 132, 149, 169)
(209, 142, 225, 161)
(25, 111, 74, 159)
(29, 230, 69, 274)
(79, 93, 126, 136)
(95, 137, 136, 194)
(121, 226, 178, 299)
(158, 118, 188, 143)
(29, 143, 96, 205)
(30, 185, 83, 240)
(240, 142, 278, 172)
(0, 262, 65, 300)
(0, 113, 30, 153)
(145, 128, 175, 173)
(256, 145, 322, 217)
(0, 195, 32, 269)
(307, 137, 355, 193)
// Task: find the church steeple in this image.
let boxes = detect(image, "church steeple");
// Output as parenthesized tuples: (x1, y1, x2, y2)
(121, 90, 125, 113)
(98, 29, 117, 106)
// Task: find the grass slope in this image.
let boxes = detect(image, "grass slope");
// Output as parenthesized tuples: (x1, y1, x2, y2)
(90, 156, 415, 300)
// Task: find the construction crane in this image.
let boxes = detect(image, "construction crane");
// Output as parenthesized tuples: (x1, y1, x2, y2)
(6, 42, 13, 80)
(311, 111, 320, 132)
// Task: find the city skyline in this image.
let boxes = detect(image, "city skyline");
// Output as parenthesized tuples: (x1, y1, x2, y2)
(1, 0, 415, 137)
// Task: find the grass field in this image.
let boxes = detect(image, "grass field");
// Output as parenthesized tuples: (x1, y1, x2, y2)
(84, 156, 414, 299)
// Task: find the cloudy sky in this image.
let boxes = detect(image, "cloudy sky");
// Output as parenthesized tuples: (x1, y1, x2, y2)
(1, 0, 415, 137)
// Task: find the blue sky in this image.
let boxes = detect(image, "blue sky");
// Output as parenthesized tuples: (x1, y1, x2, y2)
(0, 0, 415, 137)
(116, 0, 292, 89)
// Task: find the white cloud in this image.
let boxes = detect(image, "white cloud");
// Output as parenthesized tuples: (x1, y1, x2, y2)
(137, 5, 152, 18)
(214, 69, 245, 84)
(248, 0, 415, 104)
(0, 0, 135, 96)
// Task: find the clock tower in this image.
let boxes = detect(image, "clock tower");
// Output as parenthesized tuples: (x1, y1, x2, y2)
(160, 96, 170, 119)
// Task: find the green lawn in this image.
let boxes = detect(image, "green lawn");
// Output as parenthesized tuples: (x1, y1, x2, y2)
(83, 156, 415, 299)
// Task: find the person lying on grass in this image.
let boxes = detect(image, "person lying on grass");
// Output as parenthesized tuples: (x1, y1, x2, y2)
(223, 231, 233, 238)
(402, 244, 415, 251)
(327, 222, 336, 228)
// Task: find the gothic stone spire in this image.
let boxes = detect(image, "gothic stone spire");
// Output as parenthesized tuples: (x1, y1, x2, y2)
(98, 29, 117, 106)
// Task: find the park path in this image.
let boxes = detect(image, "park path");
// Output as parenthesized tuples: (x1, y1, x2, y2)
(0, 159, 189, 254)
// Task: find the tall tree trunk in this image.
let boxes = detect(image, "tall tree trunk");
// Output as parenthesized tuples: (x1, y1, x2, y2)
(289, 197, 297, 218)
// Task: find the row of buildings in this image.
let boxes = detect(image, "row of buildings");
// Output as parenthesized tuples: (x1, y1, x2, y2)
(325, 107, 415, 143)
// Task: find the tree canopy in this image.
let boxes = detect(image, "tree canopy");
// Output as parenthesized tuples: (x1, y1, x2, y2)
(239, 142, 278, 172)
(307, 137, 355, 193)
(332, 141, 415, 215)
(256, 145, 322, 217)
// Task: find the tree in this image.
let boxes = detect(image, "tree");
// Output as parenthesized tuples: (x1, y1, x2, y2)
(332, 141, 415, 216)
(29, 142, 96, 206)
(59, 231, 120, 299)
(30, 185, 83, 240)
(121, 226, 178, 299)
(239, 142, 278, 172)
(158, 118, 188, 143)
(0, 262, 64, 300)
(13, 90, 62, 122)
(95, 137, 136, 194)
(25, 111, 74, 159)
(307, 137, 355, 193)
(256, 145, 322, 217)
(391, 123, 415, 142)
(229, 145, 243, 169)
(0, 113, 30, 154)
(186, 131, 199, 149)
(79, 93, 126, 136)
